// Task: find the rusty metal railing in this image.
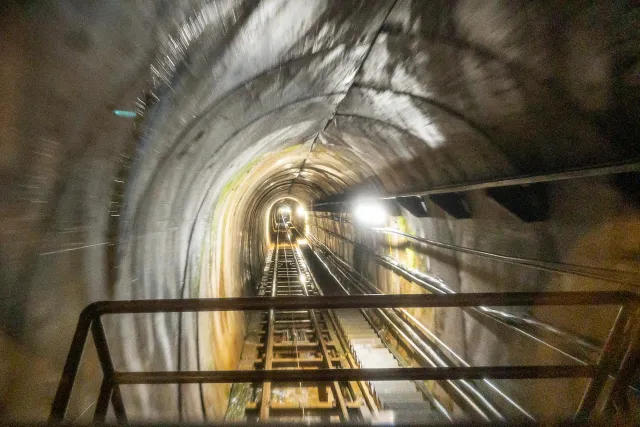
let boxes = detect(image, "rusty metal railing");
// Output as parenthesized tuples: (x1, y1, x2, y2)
(49, 292, 639, 424)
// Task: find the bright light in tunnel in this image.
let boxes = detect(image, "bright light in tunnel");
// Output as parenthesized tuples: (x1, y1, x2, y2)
(278, 205, 291, 214)
(296, 205, 305, 217)
(353, 200, 387, 226)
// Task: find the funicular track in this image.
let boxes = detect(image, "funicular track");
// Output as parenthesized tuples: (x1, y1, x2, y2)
(227, 226, 370, 422)
(226, 223, 443, 423)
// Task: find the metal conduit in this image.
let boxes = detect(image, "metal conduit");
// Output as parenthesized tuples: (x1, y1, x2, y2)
(372, 308, 508, 421)
(312, 239, 534, 421)
(303, 232, 512, 421)
(303, 230, 640, 420)
(305, 242, 489, 419)
(312, 160, 640, 205)
(306, 214, 638, 287)
(306, 236, 504, 418)
(309, 224, 601, 364)
(300, 237, 455, 421)
(372, 228, 639, 288)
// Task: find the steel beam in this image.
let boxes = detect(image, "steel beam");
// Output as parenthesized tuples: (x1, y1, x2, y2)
(92, 318, 128, 424)
(48, 309, 93, 423)
(575, 305, 632, 419)
(113, 365, 596, 384)
(82, 292, 635, 316)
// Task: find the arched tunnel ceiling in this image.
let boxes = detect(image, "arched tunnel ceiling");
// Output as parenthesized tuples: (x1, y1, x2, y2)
(111, 1, 640, 416)
(128, 0, 637, 240)
(1, 0, 639, 422)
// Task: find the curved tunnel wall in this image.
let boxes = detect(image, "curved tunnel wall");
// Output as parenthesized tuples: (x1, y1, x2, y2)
(1, 0, 639, 422)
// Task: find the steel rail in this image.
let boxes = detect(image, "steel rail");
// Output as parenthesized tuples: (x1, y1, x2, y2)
(287, 234, 349, 420)
(259, 227, 280, 419)
(600, 308, 640, 416)
(91, 318, 128, 424)
(49, 313, 92, 423)
(279, 235, 311, 419)
(577, 304, 640, 420)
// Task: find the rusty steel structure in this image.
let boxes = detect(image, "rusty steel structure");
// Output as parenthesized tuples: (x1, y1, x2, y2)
(230, 227, 357, 421)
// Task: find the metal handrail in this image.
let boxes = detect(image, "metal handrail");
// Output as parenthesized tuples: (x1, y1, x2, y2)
(49, 292, 639, 424)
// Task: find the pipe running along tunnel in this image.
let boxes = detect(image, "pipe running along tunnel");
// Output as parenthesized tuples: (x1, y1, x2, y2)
(1, 0, 639, 423)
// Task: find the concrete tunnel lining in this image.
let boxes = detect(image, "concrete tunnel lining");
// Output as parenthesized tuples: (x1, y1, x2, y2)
(1, 0, 639, 422)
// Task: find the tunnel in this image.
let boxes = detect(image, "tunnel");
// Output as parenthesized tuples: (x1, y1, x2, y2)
(1, 0, 640, 424)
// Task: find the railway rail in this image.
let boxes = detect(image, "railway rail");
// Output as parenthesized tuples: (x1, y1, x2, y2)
(226, 222, 443, 423)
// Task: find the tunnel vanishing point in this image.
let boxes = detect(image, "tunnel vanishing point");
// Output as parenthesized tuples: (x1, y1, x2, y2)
(1, 0, 640, 424)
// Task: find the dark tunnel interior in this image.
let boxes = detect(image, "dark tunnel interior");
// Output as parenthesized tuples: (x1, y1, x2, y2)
(1, 0, 639, 424)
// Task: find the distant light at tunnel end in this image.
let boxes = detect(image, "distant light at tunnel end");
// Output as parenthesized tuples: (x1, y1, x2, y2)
(353, 200, 387, 226)
(278, 205, 291, 214)
(296, 205, 305, 217)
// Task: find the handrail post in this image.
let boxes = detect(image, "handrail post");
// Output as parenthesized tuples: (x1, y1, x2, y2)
(600, 304, 640, 415)
(93, 378, 113, 423)
(92, 316, 128, 424)
(48, 306, 95, 423)
(575, 305, 631, 420)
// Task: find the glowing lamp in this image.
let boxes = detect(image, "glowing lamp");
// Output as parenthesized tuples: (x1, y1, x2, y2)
(353, 201, 387, 226)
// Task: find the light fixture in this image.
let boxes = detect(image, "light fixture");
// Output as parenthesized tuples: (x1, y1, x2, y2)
(296, 205, 305, 217)
(353, 200, 387, 226)
(299, 274, 307, 285)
